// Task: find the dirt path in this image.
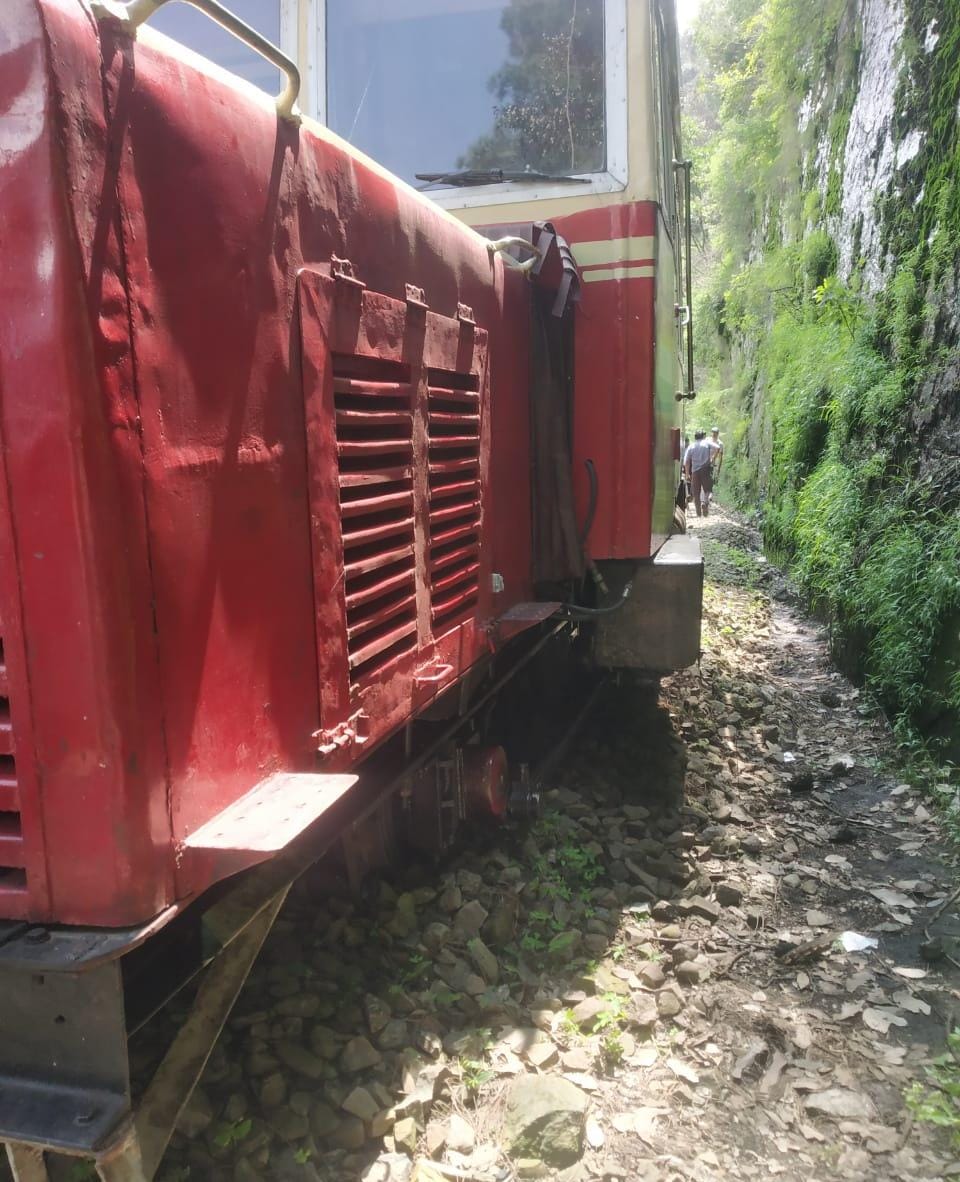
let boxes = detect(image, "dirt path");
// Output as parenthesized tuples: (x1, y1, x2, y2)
(148, 509, 960, 1182)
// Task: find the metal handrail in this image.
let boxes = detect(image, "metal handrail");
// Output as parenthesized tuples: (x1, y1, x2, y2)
(91, 0, 302, 123)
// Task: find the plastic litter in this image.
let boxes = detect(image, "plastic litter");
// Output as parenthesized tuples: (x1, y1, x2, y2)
(840, 931, 879, 952)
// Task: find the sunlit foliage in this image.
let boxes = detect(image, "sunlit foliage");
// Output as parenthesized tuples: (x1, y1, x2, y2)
(688, 0, 960, 750)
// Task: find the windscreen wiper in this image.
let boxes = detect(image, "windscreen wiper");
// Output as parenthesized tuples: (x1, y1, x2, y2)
(415, 168, 591, 188)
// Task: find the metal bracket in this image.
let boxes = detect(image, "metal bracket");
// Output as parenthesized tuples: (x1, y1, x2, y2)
(314, 713, 369, 756)
(413, 661, 453, 689)
(331, 256, 365, 289)
(456, 302, 475, 325)
(6, 1145, 48, 1182)
(129, 891, 288, 1178)
(404, 283, 428, 310)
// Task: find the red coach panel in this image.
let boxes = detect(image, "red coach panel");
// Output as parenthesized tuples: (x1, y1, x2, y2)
(553, 203, 661, 560)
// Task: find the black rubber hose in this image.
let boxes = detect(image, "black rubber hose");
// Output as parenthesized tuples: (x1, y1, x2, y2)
(580, 458, 598, 549)
(578, 458, 609, 594)
(563, 577, 635, 619)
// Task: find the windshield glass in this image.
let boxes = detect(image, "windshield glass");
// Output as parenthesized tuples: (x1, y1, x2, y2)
(326, 0, 606, 188)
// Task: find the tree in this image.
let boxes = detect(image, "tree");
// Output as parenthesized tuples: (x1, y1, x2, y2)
(460, 0, 605, 175)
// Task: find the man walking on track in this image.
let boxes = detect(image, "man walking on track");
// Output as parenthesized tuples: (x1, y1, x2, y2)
(683, 430, 720, 518)
(711, 426, 724, 478)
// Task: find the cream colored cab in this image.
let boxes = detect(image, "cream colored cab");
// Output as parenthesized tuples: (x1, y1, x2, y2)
(144, 1, 681, 241)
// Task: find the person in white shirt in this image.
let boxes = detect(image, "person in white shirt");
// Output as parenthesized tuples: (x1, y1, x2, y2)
(710, 427, 724, 478)
(683, 431, 720, 518)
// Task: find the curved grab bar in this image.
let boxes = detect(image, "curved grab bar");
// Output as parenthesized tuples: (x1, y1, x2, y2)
(91, 0, 302, 123)
(485, 236, 543, 276)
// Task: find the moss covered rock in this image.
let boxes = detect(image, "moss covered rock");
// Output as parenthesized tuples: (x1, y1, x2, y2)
(502, 1076, 588, 1167)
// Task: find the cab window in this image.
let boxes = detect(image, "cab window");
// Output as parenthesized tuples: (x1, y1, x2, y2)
(326, 0, 606, 187)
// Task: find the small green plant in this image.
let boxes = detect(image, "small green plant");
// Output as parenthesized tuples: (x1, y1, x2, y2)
(458, 1056, 495, 1095)
(293, 1147, 314, 1164)
(548, 930, 580, 957)
(430, 988, 462, 1007)
(400, 952, 429, 985)
(558, 841, 601, 885)
(600, 1028, 625, 1067)
(591, 994, 626, 1035)
(212, 1118, 252, 1149)
(661, 1025, 682, 1047)
(906, 1030, 960, 1145)
(520, 930, 546, 953)
(528, 907, 564, 933)
(558, 1009, 581, 1042)
(610, 943, 627, 962)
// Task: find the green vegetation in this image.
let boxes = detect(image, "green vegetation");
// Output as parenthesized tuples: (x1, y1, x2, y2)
(67, 1165, 98, 1182)
(906, 1029, 960, 1146)
(515, 813, 605, 954)
(458, 1055, 495, 1096)
(212, 1118, 251, 1149)
(688, 0, 960, 751)
(589, 993, 626, 1034)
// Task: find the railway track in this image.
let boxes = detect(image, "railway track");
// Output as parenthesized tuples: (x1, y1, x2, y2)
(8, 512, 958, 1182)
(6, 662, 633, 1182)
(148, 679, 671, 1182)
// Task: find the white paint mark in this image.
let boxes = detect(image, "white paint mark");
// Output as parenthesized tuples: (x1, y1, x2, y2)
(35, 240, 54, 283)
(0, 31, 45, 164)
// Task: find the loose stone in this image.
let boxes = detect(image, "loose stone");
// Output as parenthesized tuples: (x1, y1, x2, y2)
(675, 959, 708, 985)
(274, 1041, 326, 1080)
(503, 1076, 589, 1168)
(342, 1085, 380, 1122)
(330, 1115, 366, 1150)
(393, 1116, 419, 1155)
(467, 935, 499, 984)
(310, 1100, 340, 1138)
(657, 989, 684, 1018)
(677, 895, 721, 922)
(453, 900, 489, 938)
(570, 996, 606, 1031)
(716, 882, 744, 907)
(446, 1112, 476, 1153)
(637, 962, 667, 990)
(340, 1036, 383, 1073)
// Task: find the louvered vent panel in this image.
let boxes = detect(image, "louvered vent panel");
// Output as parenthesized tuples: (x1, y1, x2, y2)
(427, 369, 481, 631)
(0, 638, 26, 912)
(334, 355, 418, 686)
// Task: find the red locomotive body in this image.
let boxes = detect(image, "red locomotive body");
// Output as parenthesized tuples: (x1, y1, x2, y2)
(0, 0, 699, 1174)
(2, 0, 538, 927)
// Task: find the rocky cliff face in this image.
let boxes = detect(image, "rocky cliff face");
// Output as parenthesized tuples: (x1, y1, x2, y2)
(833, 0, 909, 290)
(689, 0, 960, 748)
